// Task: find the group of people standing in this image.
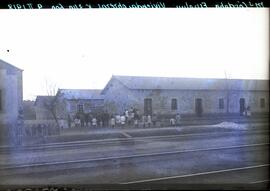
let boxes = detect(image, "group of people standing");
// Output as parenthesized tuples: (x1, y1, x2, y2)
(69, 107, 182, 128)
(107, 107, 140, 128)
(110, 108, 152, 128)
(109, 110, 182, 128)
(68, 111, 111, 128)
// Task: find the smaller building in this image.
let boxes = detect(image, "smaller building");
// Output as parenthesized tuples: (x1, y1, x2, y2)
(34, 96, 56, 120)
(33, 89, 104, 128)
(56, 89, 105, 119)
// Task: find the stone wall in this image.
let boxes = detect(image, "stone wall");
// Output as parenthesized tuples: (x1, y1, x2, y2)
(132, 89, 269, 116)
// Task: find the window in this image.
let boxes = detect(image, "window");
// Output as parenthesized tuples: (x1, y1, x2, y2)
(260, 98, 265, 108)
(77, 104, 84, 113)
(219, 98, 224, 109)
(0, 90, 2, 111)
(171, 98, 177, 110)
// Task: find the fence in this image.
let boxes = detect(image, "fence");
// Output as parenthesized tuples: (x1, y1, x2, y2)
(22, 120, 68, 137)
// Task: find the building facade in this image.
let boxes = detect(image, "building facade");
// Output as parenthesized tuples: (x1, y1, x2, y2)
(102, 75, 269, 117)
(34, 96, 56, 120)
(0, 59, 23, 132)
(56, 89, 104, 119)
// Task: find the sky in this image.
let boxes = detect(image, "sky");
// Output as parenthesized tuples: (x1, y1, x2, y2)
(0, 8, 268, 100)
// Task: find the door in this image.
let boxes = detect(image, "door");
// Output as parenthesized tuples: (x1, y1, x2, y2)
(239, 98, 245, 116)
(144, 98, 152, 115)
(195, 98, 203, 116)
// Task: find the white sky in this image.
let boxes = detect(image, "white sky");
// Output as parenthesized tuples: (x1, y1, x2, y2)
(0, 9, 268, 100)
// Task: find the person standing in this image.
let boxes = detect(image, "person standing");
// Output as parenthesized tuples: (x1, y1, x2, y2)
(134, 110, 139, 128)
(84, 113, 89, 128)
(170, 117, 176, 126)
(87, 113, 92, 127)
(99, 120, 103, 128)
(115, 114, 121, 127)
(176, 113, 181, 126)
(243, 107, 247, 116)
(130, 108, 135, 120)
(246, 106, 251, 117)
(79, 113, 85, 128)
(99, 112, 104, 127)
(152, 113, 157, 127)
(120, 114, 126, 127)
(125, 109, 129, 118)
(147, 115, 152, 128)
(124, 109, 129, 126)
(92, 117, 97, 127)
(142, 115, 147, 128)
(110, 116, 116, 128)
(97, 113, 103, 127)
(75, 118, 80, 128)
(67, 114, 72, 128)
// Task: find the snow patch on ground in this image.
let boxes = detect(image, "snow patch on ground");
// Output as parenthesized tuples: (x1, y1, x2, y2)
(212, 122, 248, 130)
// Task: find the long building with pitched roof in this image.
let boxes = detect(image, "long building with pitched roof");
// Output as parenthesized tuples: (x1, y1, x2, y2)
(101, 75, 269, 116)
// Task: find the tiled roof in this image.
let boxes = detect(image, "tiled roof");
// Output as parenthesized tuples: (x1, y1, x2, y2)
(58, 89, 104, 100)
(112, 75, 269, 91)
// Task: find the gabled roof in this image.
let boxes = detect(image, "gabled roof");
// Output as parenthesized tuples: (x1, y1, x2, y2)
(34, 96, 55, 106)
(111, 75, 269, 91)
(58, 89, 104, 100)
(0, 59, 23, 72)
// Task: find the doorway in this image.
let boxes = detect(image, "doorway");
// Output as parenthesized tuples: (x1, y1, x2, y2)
(239, 98, 245, 116)
(144, 98, 152, 115)
(195, 98, 203, 117)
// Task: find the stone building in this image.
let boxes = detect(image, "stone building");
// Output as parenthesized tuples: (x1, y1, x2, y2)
(34, 89, 104, 128)
(101, 75, 269, 117)
(34, 96, 56, 120)
(0, 59, 23, 134)
(56, 89, 104, 119)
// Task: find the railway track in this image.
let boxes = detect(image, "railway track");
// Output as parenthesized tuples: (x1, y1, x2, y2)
(0, 129, 268, 186)
(0, 128, 268, 153)
(120, 164, 269, 185)
(0, 142, 268, 173)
